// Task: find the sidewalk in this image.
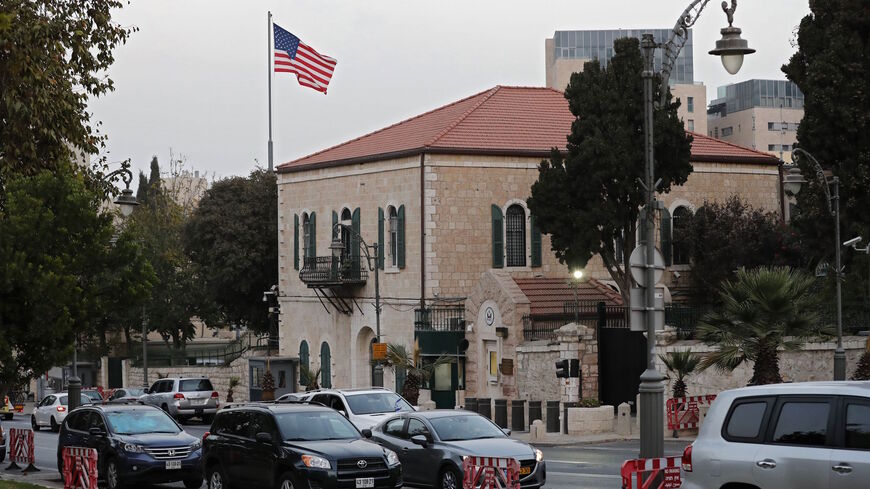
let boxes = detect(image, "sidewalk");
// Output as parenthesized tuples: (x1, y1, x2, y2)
(510, 430, 696, 446)
(0, 467, 63, 488)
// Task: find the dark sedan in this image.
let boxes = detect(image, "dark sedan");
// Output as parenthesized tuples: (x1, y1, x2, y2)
(366, 410, 545, 489)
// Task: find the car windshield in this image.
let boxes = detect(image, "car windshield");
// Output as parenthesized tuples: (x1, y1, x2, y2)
(106, 409, 181, 435)
(122, 389, 144, 397)
(59, 395, 92, 406)
(83, 391, 103, 401)
(430, 415, 507, 441)
(179, 379, 213, 392)
(275, 411, 361, 441)
(344, 392, 414, 415)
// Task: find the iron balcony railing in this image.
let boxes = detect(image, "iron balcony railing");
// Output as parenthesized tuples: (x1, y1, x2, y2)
(415, 306, 466, 332)
(299, 256, 368, 286)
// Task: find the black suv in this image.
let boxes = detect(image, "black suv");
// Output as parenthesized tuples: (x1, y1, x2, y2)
(203, 403, 402, 489)
(57, 404, 202, 489)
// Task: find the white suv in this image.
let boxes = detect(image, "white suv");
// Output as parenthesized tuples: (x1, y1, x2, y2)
(308, 388, 415, 430)
(682, 381, 870, 489)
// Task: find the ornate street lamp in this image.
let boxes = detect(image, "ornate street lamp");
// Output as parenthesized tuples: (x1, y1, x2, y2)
(708, 1, 756, 75)
(109, 167, 139, 217)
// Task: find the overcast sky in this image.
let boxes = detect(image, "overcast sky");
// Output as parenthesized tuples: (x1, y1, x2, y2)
(90, 0, 810, 180)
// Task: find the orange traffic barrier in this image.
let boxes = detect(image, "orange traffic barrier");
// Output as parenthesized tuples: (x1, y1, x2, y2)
(62, 446, 98, 489)
(462, 456, 520, 489)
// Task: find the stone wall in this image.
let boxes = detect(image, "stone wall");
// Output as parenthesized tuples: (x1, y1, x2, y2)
(516, 342, 561, 403)
(127, 353, 250, 404)
(656, 336, 869, 397)
(567, 405, 614, 435)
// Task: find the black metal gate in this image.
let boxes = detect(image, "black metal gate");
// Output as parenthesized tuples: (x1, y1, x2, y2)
(598, 320, 646, 411)
(108, 357, 123, 388)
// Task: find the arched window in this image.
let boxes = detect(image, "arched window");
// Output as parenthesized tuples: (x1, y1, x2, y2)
(301, 213, 310, 259)
(320, 342, 332, 388)
(299, 340, 310, 386)
(505, 204, 526, 267)
(388, 206, 398, 268)
(340, 208, 352, 259)
(672, 206, 692, 265)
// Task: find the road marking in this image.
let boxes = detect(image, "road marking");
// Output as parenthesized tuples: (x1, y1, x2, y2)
(546, 459, 592, 465)
(548, 471, 621, 479)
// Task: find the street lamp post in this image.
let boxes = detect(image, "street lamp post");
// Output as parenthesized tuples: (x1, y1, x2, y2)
(571, 270, 583, 324)
(637, 0, 753, 460)
(783, 148, 846, 380)
(329, 223, 383, 387)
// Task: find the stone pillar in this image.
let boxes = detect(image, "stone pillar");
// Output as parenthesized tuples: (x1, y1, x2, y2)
(616, 402, 632, 436)
(556, 323, 583, 404)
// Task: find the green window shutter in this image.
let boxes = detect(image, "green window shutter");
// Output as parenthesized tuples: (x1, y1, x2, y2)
(491, 205, 504, 268)
(378, 207, 385, 270)
(638, 208, 648, 246)
(299, 341, 309, 385)
(332, 210, 338, 235)
(530, 215, 542, 267)
(309, 212, 316, 259)
(320, 342, 332, 388)
(351, 208, 361, 263)
(293, 214, 299, 270)
(397, 205, 406, 269)
(660, 208, 672, 266)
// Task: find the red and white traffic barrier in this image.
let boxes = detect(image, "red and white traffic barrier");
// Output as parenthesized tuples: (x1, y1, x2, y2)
(462, 456, 521, 489)
(5, 427, 38, 473)
(621, 456, 681, 489)
(62, 446, 98, 489)
(666, 395, 716, 432)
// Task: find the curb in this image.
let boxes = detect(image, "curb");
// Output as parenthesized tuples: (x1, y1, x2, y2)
(0, 469, 64, 488)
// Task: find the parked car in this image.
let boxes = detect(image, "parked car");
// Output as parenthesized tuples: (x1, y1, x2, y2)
(107, 388, 146, 404)
(202, 402, 402, 489)
(308, 388, 415, 430)
(83, 389, 105, 405)
(32, 393, 93, 432)
(1, 395, 14, 420)
(681, 381, 870, 489)
(57, 404, 202, 489)
(368, 410, 545, 489)
(276, 392, 308, 403)
(140, 377, 219, 423)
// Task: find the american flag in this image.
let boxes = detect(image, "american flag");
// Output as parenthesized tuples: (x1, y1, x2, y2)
(273, 23, 337, 94)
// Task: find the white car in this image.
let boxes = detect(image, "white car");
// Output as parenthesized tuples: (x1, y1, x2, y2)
(682, 381, 870, 489)
(31, 393, 92, 432)
(308, 387, 415, 430)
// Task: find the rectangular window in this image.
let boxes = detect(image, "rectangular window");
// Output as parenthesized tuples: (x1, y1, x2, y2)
(845, 403, 870, 449)
(714, 127, 719, 138)
(726, 402, 767, 439)
(687, 119, 694, 131)
(687, 96, 694, 113)
(488, 350, 498, 380)
(782, 144, 790, 152)
(389, 209, 398, 268)
(772, 401, 830, 446)
(721, 127, 733, 137)
(768, 144, 777, 151)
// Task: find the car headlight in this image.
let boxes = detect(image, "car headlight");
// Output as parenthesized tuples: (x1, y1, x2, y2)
(190, 439, 202, 451)
(301, 454, 331, 469)
(123, 443, 144, 453)
(534, 448, 544, 462)
(384, 448, 400, 467)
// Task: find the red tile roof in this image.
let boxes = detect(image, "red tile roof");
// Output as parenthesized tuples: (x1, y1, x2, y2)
(513, 277, 624, 317)
(277, 86, 778, 172)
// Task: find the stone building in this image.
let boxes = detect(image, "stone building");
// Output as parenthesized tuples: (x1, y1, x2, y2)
(275, 85, 782, 407)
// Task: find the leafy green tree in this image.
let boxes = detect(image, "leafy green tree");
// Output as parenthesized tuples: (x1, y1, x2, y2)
(782, 1, 870, 270)
(0, 0, 135, 206)
(698, 267, 830, 385)
(184, 169, 278, 333)
(0, 169, 152, 394)
(382, 343, 452, 406)
(528, 37, 692, 302)
(659, 350, 703, 399)
(684, 197, 808, 304)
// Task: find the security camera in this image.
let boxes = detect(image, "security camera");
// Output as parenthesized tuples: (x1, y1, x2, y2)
(843, 236, 862, 247)
(673, 271, 681, 279)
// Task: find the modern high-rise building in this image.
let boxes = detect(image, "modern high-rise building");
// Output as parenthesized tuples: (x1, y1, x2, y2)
(707, 79, 805, 162)
(545, 29, 706, 135)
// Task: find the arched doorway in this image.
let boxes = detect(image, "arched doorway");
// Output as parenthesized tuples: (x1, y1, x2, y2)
(354, 327, 376, 387)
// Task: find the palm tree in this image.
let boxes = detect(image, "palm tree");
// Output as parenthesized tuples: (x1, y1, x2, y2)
(659, 350, 703, 399)
(697, 267, 830, 386)
(300, 365, 322, 392)
(382, 341, 452, 406)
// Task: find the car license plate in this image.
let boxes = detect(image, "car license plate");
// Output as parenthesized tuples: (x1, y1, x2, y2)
(520, 466, 531, 475)
(355, 477, 374, 488)
(192, 398, 206, 405)
(166, 460, 182, 470)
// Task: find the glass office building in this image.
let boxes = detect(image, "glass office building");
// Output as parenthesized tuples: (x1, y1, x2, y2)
(712, 79, 804, 114)
(552, 29, 694, 84)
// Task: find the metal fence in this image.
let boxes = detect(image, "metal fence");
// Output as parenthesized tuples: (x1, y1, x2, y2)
(522, 301, 628, 341)
(299, 256, 367, 284)
(415, 305, 466, 332)
(129, 332, 270, 368)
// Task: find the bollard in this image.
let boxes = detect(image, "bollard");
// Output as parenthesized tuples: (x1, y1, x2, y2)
(545, 401, 560, 433)
(510, 399, 526, 432)
(529, 419, 545, 443)
(465, 397, 478, 413)
(616, 402, 631, 436)
(477, 398, 492, 420)
(528, 401, 542, 428)
(494, 399, 508, 428)
(67, 377, 82, 411)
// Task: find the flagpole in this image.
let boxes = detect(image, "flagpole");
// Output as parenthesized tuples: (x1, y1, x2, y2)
(267, 11, 274, 172)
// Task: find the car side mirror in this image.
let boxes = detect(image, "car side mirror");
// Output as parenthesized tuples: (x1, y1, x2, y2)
(410, 434, 428, 447)
(255, 432, 273, 444)
(142, 388, 149, 394)
(361, 429, 373, 439)
(89, 427, 106, 437)
(502, 428, 511, 436)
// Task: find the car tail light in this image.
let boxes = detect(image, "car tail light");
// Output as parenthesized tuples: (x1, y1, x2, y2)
(203, 431, 210, 442)
(211, 391, 219, 398)
(173, 393, 185, 400)
(681, 444, 693, 472)
(57, 406, 67, 412)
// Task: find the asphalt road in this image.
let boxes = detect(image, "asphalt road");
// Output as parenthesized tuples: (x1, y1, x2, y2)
(2, 413, 691, 489)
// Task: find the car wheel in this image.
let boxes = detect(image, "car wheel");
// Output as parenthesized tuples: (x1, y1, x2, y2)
(276, 471, 300, 489)
(0, 448, 6, 464)
(50, 416, 59, 432)
(3, 413, 12, 420)
(207, 464, 227, 489)
(31, 415, 40, 431)
(439, 466, 461, 489)
(184, 477, 203, 488)
(202, 414, 214, 424)
(105, 458, 121, 489)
